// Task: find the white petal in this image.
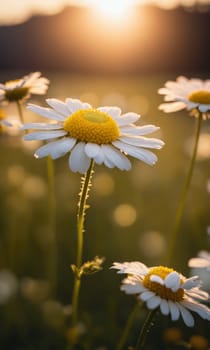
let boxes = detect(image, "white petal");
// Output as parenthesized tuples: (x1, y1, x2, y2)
(0, 119, 12, 126)
(85, 143, 101, 158)
(198, 104, 210, 113)
(146, 295, 161, 309)
(186, 289, 209, 301)
(181, 300, 210, 321)
(23, 72, 41, 85)
(121, 283, 144, 295)
(113, 140, 158, 165)
(182, 276, 200, 290)
(165, 272, 181, 292)
(35, 138, 76, 159)
(0, 83, 7, 89)
(177, 303, 194, 327)
(111, 262, 148, 276)
(159, 101, 186, 113)
(46, 98, 70, 116)
(28, 104, 65, 121)
(94, 147, 105, 165)
(199, 251, 210, 260)
(22, 123, 62, 130)
(119, 136, 164, 149)
(158, 87, 171, 95)
(69, 142, 91, 174)
(150, 275, 164, 285)
(141, 291, 156, 302)
(24, 130, 67, 141)
(103, 153, 115, 168)
(160, 299, 170, 315)
(101, 145, 131, 171)
(97, 106, 121, 118)
(120, 125, 160, 136)
(65, 98, 91, 113)
(188, 257, 210, 268)
(115, 112, 140, 126)
(168, 301, 180, 321)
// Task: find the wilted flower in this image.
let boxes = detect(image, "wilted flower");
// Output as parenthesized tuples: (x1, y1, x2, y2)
(0, 72, 49, 104)
(111, 261, 210, 327)
(22, 98, 164, 174)
(158, 77, 210, 117)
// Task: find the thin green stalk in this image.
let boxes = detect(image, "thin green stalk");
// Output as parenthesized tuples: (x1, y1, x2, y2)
(135, 309, 157, 350)
(167, 112, 202, 265)
(116, 302, 140, 350)
(71, 160, 94, 326)
(47, 156, 57, 295)
(16, 101, 24, 124)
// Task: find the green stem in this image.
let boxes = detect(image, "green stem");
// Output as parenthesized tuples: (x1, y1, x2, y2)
(16, 101, 24, 124)
(47, 156, 57, 295)
(167, 112, 202, 265)
(135, 309, 157, 350)
(71, 160, 94, 326)
(116, 302, 140, 350)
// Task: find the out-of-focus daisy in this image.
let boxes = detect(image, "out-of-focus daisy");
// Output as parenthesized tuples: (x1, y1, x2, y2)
(0, 72, 49, 104)
(23, 98, 164, 174)
(158, 77, 210, 117)
(111, 261, 210, 327)
(0, 269, 18, 304)
(188, 251, 210, 271)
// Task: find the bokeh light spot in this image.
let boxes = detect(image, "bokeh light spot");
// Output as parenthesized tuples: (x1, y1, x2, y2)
(93, 172, 115, 196)
(139, 230, 166, 257)
(113, 204, 137, 227)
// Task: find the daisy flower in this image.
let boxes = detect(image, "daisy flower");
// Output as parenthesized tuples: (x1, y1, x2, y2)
(158, 76, 210, 117)
(0, 72, 49, 104)
(188, 251, 210, 271)
(22, 98, 164, 174)
(111, 261, 210, 327)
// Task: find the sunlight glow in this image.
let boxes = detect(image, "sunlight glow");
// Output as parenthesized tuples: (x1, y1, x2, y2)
(0, 0, 210, 25)
(90, 0, 135, 20)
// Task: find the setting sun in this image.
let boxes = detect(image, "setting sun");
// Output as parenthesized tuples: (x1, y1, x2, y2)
(90, 0, 135, 20)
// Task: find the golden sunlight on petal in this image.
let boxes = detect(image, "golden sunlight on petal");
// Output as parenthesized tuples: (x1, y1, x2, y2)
(113, 204, 137, 227)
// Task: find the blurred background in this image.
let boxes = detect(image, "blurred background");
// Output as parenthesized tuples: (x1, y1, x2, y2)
(0, 0, 210, 349)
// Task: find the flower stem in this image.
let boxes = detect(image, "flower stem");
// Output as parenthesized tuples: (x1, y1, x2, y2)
(16, 101, 24, 124)
(71, 160, 94, 326)
(135, 309, 157, 350)
(116, 302, 140, 350)
(167, 112, 202, 265)
(47, 156, 57, 295)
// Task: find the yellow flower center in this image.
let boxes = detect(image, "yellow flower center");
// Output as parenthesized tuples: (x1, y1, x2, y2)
(63, 109, 120, 144)
(188, 90, 210, 105)
(143, 266, 184, 302)
(5, 87, 29, 102)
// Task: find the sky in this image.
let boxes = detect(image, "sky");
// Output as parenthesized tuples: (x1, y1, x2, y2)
(0, 0, 210, 25)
